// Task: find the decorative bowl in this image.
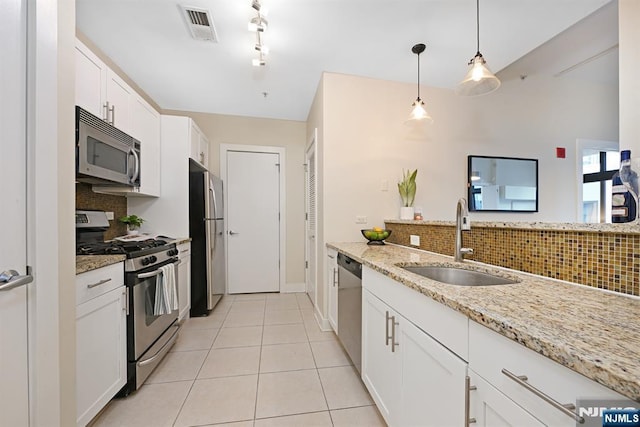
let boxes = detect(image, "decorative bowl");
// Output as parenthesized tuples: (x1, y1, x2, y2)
(361, 229, 392, 245)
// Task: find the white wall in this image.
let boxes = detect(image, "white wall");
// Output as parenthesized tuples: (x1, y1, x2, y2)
(320, 71, 617, 247)
(619, 0, 640, 154)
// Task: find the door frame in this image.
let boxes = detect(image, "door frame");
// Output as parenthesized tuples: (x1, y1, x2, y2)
(220, 144, 286, 293)
(304, 130, 317, 304)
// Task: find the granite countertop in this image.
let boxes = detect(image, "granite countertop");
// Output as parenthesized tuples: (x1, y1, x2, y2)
(385, 219, 640, 234)
(76, 255, 126, 275)
(171, 237, 192, 246)
(328, 242, 640, 401)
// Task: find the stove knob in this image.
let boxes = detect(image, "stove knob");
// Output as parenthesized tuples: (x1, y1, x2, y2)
(149, 255, 158, 263)
(141, 257, 151, 266)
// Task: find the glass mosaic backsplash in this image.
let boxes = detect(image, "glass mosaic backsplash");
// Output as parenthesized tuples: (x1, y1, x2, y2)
(384, 221, 640, 296)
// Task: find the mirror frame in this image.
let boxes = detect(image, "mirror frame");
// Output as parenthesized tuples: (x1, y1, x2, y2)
(467, 155, 539, 213)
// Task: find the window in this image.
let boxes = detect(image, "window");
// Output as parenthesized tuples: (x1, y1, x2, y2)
(582, 150, 619, 223)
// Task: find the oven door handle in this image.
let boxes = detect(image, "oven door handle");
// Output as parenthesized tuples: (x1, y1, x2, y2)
(137, 323, 181, 367)
(136, 260, 179, 279)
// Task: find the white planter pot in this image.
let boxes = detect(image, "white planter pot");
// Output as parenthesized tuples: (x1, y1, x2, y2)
(400, 206, 414, 220)
(127, 228, 140, 235)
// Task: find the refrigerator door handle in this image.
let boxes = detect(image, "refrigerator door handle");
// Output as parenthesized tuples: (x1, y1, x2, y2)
(210, 183, 218, 220)
(209, 187, 216, 252)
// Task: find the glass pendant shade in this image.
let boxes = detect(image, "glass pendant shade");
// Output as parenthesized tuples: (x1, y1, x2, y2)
(407, 98, 433, 123)
(456, 53, 500, 96)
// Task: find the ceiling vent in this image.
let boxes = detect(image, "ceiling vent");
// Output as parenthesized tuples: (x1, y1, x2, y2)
(180, 5, 218, 42)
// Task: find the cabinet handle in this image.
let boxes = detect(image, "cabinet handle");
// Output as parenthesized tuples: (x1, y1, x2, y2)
(109, 104, 115, 125)
(465, 376, 477, 426)
(333, 267, 338, 287)
(87, 278, 111, 289)
(501, 368, 585, 424)
(385, 311, 391, 346)
(103, 101, 109, 121)
(391, 315, 399, 352)
(124, 287, 129, 316)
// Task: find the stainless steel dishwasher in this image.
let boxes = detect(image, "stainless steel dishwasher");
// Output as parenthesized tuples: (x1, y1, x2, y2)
(337, 253, 362, 373)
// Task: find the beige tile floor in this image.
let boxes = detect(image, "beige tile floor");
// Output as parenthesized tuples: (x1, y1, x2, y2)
(92, 292, 386, 427)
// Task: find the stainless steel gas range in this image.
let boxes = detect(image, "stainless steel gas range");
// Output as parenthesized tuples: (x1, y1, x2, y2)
(76, 210, 180, 395)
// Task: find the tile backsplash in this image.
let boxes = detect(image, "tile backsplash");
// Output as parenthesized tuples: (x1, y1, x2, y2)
(76, 183, 127, 240)
(385, 221, 640, 297)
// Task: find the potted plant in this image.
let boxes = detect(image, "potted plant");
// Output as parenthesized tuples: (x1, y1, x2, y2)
(119, 214, 145, 235)
(398, 169, 417, 220)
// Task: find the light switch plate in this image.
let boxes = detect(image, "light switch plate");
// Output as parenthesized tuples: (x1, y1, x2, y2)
(410, 235, 420, 246)
(105, 211, 114, 220)
(356, 216, 367, 224)
(380, 180, 389, 191)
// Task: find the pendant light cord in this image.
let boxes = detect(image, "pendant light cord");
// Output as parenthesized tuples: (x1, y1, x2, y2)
(417, 52, 420, 99)
(476, 0, 480, 54)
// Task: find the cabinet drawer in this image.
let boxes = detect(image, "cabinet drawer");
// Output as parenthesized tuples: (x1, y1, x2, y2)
(469, 320, 626, 426)
(76, 262, 124, 306)
(177, 242, 191, 259)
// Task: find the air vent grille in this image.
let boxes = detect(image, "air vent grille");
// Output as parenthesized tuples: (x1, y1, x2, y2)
(180, 5, 218, 42)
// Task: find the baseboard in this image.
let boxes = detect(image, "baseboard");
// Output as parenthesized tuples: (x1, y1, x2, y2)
(281, 282, 305, 293)
(314, 306, 332, 331)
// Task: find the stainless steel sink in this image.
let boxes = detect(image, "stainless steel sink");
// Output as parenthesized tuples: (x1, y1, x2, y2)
(402, 266, 519, 286)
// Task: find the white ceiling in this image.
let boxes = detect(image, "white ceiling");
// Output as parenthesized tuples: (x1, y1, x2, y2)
(76, 0, 615, 122)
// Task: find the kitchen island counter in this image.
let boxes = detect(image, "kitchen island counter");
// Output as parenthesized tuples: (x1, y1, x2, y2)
(328, 242, 640, 401)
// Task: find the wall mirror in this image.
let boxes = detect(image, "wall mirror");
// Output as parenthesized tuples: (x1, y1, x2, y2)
(468, 155, 538, 212)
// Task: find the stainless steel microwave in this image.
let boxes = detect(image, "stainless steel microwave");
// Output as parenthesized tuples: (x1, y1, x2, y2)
(76, 106, 141, 187)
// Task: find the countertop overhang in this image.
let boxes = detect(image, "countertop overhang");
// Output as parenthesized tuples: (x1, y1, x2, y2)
(328, 242, 640, 402)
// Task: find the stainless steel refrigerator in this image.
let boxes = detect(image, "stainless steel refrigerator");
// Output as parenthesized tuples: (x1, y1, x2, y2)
(189, 159, 225, 316)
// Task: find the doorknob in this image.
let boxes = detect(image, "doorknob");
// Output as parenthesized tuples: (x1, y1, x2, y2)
(229, 230, 239, 235)
(0, 268, 34, 292)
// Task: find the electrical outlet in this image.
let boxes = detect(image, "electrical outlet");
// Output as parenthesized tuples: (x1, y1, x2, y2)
(410, 235, 420, 246)
(380, 180, 389, 191)
(105, 211, 114, 220)
(356, 216, 368, 224)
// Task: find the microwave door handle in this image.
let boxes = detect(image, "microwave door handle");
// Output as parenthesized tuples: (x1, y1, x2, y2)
(129, 148, 140, 184)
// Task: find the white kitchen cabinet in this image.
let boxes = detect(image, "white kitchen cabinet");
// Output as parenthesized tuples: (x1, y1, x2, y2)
(190, 121, 209, 168)
(128, 95, 161, 197)
(105, 68, 134, 135)
(362, 288, 466, 427)
(75, 39, 134, 134)
(469, 320, 628, 426)
(76, 263, 126, 427)
(327, 248, 338, 332)
(468, 370, 545, 427)
(362, 289, 401, 425)
(76, 39, 162, 197)
(75, 39, 107, 118)
(177, 242, 192, 321)
(128, 115, 212, 237)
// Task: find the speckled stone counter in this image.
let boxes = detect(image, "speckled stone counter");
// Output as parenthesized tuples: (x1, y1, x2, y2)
(76, 255, 126, 275)
(385, 219, 640, 234)
(328, 242, 640, 401)
(171, 237, 192, 246)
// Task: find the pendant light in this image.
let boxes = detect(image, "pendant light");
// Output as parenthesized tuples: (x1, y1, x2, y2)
(406, 43, 433, 124)
(455, 0, 501, 96)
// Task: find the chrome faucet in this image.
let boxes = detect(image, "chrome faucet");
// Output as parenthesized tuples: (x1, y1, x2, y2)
(455, 198, 473, 262)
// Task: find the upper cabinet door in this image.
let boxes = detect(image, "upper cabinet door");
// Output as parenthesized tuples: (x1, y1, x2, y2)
(130, 96, 161, 197)
(75, 40, 107, 118)
(105, 69, 133, 135)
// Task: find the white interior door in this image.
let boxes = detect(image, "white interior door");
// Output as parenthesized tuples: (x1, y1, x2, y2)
(227, 151, 280, 293)
(0, 0, 30, 424)
(305, 141, 317, 304)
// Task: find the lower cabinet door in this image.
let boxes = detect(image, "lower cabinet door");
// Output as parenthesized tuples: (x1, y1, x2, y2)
(76, 286, 127, 426)
(399, 313, 467, 427)
(362, 290, 401, 426)
(469, 371, 545, 427)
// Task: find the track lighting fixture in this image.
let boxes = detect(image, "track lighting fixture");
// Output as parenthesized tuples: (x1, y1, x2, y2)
(249, 0, 269, 66)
